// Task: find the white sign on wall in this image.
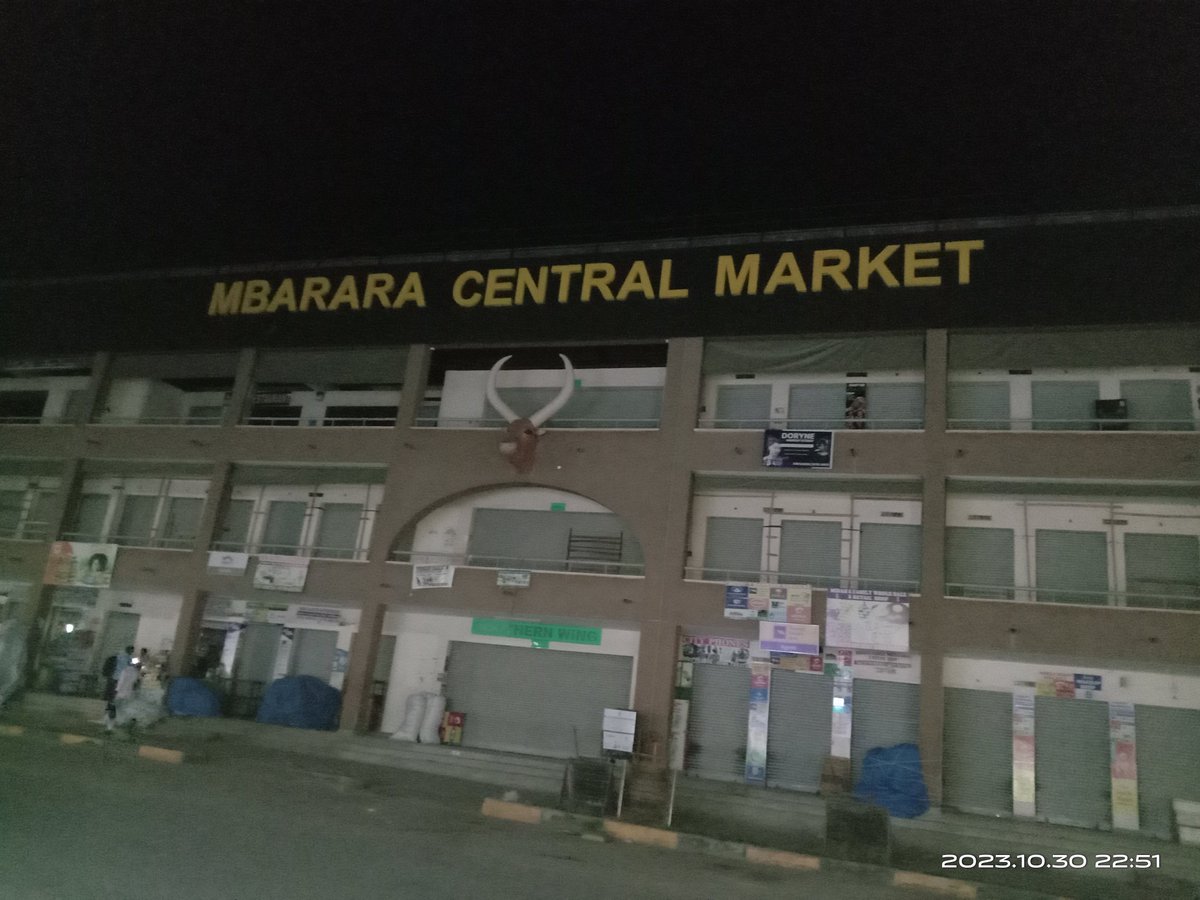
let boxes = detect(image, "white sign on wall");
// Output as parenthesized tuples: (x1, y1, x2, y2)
(825, 589, 910, 652)
(253, 555, 309, 592)
(207, 551, 249, 575)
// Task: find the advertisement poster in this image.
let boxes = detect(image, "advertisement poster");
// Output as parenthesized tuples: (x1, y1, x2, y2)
(43, 542, 119, 588)
(761, 429, 834, 469)
(412, 564, 455, 589)
(842, 650, 920, 683)
(825, 589, 910, 651)
(681, 635, 751, 666)
(668, 698, 689, 771)
(206, 551, 249, 576)
(602, 708, 637, 756)
(770, 653, 825, 673)
(745, 663, 771, 784)
(725, 582, 811, 622)
(1012, 687, 1037, 818)
(253, 555, 309, 592)
(295, 606, 341, 625)
(757, 621, 820, 656)
(496, 570, 531, 588)
(1109, 702, 1139, 831)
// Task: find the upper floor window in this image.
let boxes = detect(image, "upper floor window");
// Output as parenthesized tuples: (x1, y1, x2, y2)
(0, 459, 64, 540)
(948, 327, 1199, 431)
(419, 344, 666, 429)
(0, 357, 92, 425)
(61, 466, 211, 550)
(246, 348, 406, 427)
(700, 335, 925, 430)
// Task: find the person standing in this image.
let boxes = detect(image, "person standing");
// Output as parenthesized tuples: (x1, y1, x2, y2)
(104, 645, 134, 730)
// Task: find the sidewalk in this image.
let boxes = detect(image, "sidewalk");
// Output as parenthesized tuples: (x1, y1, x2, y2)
(4, 693, 1198, 900)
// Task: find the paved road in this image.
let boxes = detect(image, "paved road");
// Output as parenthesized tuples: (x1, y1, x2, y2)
(0, 736, 955, 900)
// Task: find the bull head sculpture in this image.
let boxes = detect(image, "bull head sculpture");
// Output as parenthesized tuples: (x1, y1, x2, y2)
(485, 354, 575, 473)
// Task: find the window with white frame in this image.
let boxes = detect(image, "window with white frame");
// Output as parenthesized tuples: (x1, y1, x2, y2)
(945, 485, 1200, 611)
(247, 348, 406, 427)
(0, 358, 92, 425)
(688, 482, 923, 592)
(61, 477, 210, 549)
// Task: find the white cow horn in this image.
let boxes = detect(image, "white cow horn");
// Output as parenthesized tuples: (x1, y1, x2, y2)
(529, 354, 575, 428)
(485, 355, 520, 423)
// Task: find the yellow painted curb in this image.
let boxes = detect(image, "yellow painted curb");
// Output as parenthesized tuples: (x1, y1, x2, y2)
(0, 724, 25, 736)
(893, 870, 978, 898)
(137, 745, 185, 764)
(60, 733, 99, 745)
(481, 798, 543, 825)
(602, 820, 679, 850)
(744, 845, 821, 870)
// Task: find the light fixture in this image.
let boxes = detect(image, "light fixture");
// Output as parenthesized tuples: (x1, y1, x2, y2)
(64, 623, 75, 633)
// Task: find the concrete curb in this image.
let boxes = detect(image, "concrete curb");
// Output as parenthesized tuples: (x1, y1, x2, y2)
(0, 721, 186, 764)
(480, 799, 1068, 900)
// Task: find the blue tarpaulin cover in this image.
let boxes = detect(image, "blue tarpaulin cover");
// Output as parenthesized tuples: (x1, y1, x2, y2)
(853, 742, 930, 818)
(256, 675, 342, 730)
(165, 678, 221, 717)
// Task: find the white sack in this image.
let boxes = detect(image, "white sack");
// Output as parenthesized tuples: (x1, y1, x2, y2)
(390, 691, 427, 742)
(418, 693, 446, 744)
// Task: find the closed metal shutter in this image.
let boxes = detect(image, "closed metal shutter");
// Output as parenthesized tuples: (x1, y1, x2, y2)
(313, 503, 363, 559)
(1035, 696, 1110, 828)
(1035, 529, 1109, 605)
(444, 642, 632, 758)
(1120, 379, 1193, 431)
(116, 495, 158, 543)
(948, 381, 1011, 430)
(943, 688, 1012, 816)
(715, 384, 771, 429)
(70, 494, 110, 541)
(778, 520, 842, 587)
(1135, 705, 1200, 839)
(702, 516, 763, 581)
(858, 523, 922, 592)
(945, 526, 1015, 599)
(787, 383, 845, 429)
(1031, 380, 1100, 430)
(851, 679, 920, 783)
(866, 383, 924, 430)
(1124, 533, 1200, 611)
(289, 628, 338, 681)
(262, 500, 306, 555)
(684, 663, 750, 782)
(766, 671, 833, 791)
(238, 623, 283, 683)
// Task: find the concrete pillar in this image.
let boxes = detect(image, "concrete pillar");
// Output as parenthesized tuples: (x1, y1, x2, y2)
(339, 600, 387, 732)
(75, 351, 112, 424)
(917, 328, 949, 805)
(223, 348, 258, 427)
(634, 337, 704, 765)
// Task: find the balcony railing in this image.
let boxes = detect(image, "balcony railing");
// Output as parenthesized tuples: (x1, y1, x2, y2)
(413, 416, 661, 429)
(696, 417, 923, 430)
(0, 521, 52, 541)
(242, 415, 398, 427)
(948, 581, 1200, 611)
(210, 541, 369, 562)
(60, 531, 196, 550)
(683, 565, 919, 594)
(390, 548, 645, 577)
(948, 416, 1197, 431)
(93, 414, 226, 426)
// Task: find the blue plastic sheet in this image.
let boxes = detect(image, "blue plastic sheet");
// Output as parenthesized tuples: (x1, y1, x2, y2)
(853, 742, 930, 818)
(165, 677, 222, 717)
(256, 675, 342, 730)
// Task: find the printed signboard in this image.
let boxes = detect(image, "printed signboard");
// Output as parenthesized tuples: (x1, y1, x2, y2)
(761, 429, 833, 469)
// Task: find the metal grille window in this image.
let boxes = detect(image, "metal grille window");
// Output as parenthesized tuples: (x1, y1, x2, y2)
(701, 516, 763, 581)
(313, 503, 363, 560)
(943, 688, 1012, 816)
(1034, 696, 1111, 829)
(948, 381, 1011, 430)
(866, 383, 925, 429)
(1031, 380, 1100, 430)
(68, 494, 110, 541)
(261, 501, 307, 555)
(684, 662, 751, 782)
(858, 523, 922, 591)
(1120, 379, 1194, 431)
(216, 499, 255, 550)
(161, 497, 204, 547)
(786, 384, 845, 430)
(714, 384, 772, 429)
(1124, 533, 1200, 611)
(945, 526, 1015, 599)
(766, 671, 833, 791)
(1135, 705, 1200, 840)
(115, 495, 159, 545)
(778, 520, 842, 587)
(467, 508, 642, 574)
(1035, 529, 1109, 605)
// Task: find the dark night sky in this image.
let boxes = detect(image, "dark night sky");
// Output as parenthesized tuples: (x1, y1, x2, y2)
(3, 1, 1199, 277)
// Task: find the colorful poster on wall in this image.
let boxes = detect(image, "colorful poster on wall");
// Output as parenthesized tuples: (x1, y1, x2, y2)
(1109, 701, 1139, 831)
(761, 429, 833, 469)
(770, 653, 825, 673)
(757, 621, 820, 656)
(1012, 687, 1036, 818)
(681, 635, 751, 666)
(825, 589, 909, 651)
(206, 551, 249, 576)
(43, 542, 119, 588)
(725, 582, 811, 622)
(845, 650, 920, 683)
(253, 555, 309, 592)
(745, 663, 771, 784)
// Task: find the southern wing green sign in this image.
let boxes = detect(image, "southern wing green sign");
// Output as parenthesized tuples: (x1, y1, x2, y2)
(471, 617, 601, 647)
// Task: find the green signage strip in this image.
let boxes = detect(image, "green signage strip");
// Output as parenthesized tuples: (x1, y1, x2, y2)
(471, 617, 601, 646)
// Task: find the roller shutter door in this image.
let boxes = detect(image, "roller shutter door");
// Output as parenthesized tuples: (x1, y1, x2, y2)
(289, 628, 337, 681)
(238, 623, 282, 684)
(714, 384, 771, 429)
(1035, 696, 1110, 828)
(444, 642, 632, 758)
(766, 670, 833, 791)
(943, 688, 1012, 816)
(684, 663, 750, 782)
(851, 680, 920, 783)
(1135, 705, 1200, 839)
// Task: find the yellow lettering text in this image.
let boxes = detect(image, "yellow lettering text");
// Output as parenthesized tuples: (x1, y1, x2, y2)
(515, 267, 547, 305)
(764, 253, 807, 294)
(551, 264, 582, 303)
(903, 242, 942, 287)
(484, 268, 516, 307)
(453, 270, 483, 307)
(208, 281, 243, 316)
(944, 239, 984, 284)
(615, 261, 655, 300)
(811, 249, 852, 292)
(715, 254, 760, 296)
(241, 279, 271, 314)
(362, 273, 394, 309)
(857, 245, 900, 288)
(328, 275, 360, 311)
(393, 272, 425, 308)
(267, 278, 297, 313)
(300, 277, 331, 311)
(658, 259, 688, 299)
(581, 263, 616, 301)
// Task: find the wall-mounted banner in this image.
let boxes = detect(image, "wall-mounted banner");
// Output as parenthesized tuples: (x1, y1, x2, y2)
(497, 570, 531, 588)
(681, 635, 751, 667)
(825, 589, 910, 651)
(43, 542, 118, 588)
(762, 429, 833, 469)
(745, 663, 771, 785)
(1109, 702, 1139, 831)
(1012, 687, 1037, 818)
(207, 551, 249, 576)
(470, 617, 602, 646)
(770, 653, 826, 673)
(724, 583, 811, 622)
(602, 708, 637, 756)
(1035, 671, 1103, 699)
(9, 218, 1199, 354)
(253, 555, 309, 592)
(246, 602, 288, 625)
(295, 606, 341, 625)
(841, 650, 920, 684)
(757, 622, 820, 656)
(412, 564, 455, 589)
